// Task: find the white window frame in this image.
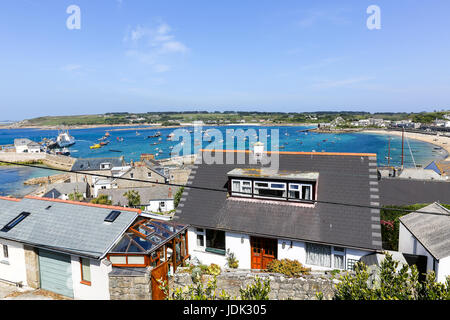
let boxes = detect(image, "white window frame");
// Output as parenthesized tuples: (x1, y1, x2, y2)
(195, 228, 206, 249)
(288, 183, 313, 201)
(253, 181, 286, 199)
(332, 246, 346, 270)
(1, 244, 8, 261)
(231, 179, 252, 197)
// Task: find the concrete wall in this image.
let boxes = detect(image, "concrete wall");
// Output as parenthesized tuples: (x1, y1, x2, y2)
(0, 239, 28, 287)
(171, 269, 340, 300)
(70, 256, 112, 300)
(0, 152, 75, 170)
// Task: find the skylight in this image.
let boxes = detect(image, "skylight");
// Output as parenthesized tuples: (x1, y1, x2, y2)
(1, 212, 30, 232)
(104, 210, 121, 222)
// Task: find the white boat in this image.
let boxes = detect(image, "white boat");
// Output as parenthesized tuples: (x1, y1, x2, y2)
(56, 130, 75, 148)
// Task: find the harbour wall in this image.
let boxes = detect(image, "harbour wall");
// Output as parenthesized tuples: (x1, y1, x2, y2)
(0, 152, 75, 171)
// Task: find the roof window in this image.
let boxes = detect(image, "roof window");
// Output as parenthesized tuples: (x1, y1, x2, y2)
(105, 210, 121, 222)
(1, 212, 30, 232)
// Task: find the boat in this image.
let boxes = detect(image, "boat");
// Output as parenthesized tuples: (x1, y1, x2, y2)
(98, 136, 107, 141)
(116, 137, 124, 142)
(109, 149, 122, 153)
(105, 132, 110, 137)
(90, 144, 101, 149)
(100, 141, 109, 146)
(53, 148, 70, 156)
(56, 130, 76, 148)
(136, 131, 141, 136)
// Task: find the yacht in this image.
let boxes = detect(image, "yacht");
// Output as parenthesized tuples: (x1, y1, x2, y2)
(56, 130, 75, 148)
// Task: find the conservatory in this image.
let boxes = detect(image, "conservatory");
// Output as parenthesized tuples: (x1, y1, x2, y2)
(107, 217, 189, 272)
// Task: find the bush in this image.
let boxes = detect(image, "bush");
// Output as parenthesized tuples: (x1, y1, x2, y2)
(90, 194, 112, 205)
(225, 249, 239, 269)
(266, 259, 311, 277)
(206, 263, 221, 276)
(240, 276, 271, 300)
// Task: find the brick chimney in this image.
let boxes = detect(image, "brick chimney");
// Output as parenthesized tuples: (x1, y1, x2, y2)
(168, 187, 172, 198)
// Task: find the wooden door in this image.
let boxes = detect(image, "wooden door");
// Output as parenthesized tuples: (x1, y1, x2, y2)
(250, 237, 277, 269)
(151, 261, 169, 300)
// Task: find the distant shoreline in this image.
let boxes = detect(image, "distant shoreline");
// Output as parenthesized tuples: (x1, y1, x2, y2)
(0, 122, 318, 131)
(360, 129, 450, 161)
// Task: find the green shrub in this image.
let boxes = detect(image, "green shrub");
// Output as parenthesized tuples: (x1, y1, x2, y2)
(225, 249, 239, 269)
(266, 259, 311, 277)
(240, 276, 271, 300)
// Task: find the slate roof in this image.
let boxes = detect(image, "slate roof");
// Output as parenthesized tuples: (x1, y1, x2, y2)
(379, 178, 450, 206)
(42, 182, 89, 198)
(175, 150, 383, 251)
(71, 157, 125, 172)
(0, 196, 139, 259)
(400, 203, 450, 260)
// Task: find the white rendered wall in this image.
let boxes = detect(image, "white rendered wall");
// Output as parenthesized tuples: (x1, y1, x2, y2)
(225, 232, 251, 269)
(0, 239, 28, 286)
(147, 200, 174, 213)
(399, 222, 435, 273)
(436, 257, 450, 283)
(71, 256, 112, 300)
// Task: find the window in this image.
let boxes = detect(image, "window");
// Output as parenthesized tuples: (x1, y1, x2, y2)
(1, 212, 30, 232)
(2, 245, 8, 259)
(205, 229, 225, 255)
(254, 181, 286, 199)
(196, 228, 205, 248)
(100, 163, 111, 170)
(147, 172, 152, 177)
(347, 259, 359, 271)
(105, 210, 121, 222)
(333, 247, 346, 270)
(288, 183, 313, 201)
(130, 173, 134, 178)
(80, 258, 91, 285)
(306, 243, 346, 269)
(231, 179, 252, 197)
(306, 243, 331, 268)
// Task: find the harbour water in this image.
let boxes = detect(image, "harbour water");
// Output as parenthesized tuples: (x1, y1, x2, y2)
(0, 125, 447, 197)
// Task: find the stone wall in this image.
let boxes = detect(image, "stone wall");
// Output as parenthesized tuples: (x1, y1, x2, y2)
(109, 269, 152, 300)
(171, 269, 342, 300)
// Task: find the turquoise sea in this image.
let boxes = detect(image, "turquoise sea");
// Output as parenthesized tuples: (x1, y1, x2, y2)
(0, 125, 447, 196)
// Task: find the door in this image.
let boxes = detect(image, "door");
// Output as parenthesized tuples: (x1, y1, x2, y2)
(38, 249, 74, 298)
(151, 261, 169, 300)
(250, 237, 277, 269)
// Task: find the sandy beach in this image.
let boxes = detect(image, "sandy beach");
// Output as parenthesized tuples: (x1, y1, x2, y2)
(361, 129, 450, 161)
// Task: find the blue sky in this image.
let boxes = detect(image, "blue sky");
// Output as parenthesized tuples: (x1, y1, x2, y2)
(0, 0, 449, 120)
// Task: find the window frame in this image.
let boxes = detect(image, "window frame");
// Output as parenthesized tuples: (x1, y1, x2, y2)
(253, 181, 287, 200)
(2, 244, 8, 260)
(230, 179, 252, 197)
(195, 228, 206, 249)
(288, 183, 313, 201)
(79, 258, 92, 286)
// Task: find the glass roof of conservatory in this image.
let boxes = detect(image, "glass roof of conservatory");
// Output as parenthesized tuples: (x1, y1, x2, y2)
(110, 218, 188, 254)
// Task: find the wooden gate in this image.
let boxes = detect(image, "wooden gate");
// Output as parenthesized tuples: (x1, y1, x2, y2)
(151, 261, 169, 300)
(250, 237, 277, 269)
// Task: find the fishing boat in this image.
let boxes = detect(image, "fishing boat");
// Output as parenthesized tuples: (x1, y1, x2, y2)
(90, 144, 101, 149)
(56, 130, 76, 148)
(105, 132, 110, 137)
(53, 148, 70, 156)
(136, 131, 141, 136)
(117, 137, 124, 142)
(100, 141, 109, 146)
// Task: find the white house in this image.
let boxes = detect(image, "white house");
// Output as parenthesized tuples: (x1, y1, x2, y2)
(0, 195, 140, 299)
(14, 138, 42, 153)
(175, 147, 383, 271)
(399, 202, 450, 283)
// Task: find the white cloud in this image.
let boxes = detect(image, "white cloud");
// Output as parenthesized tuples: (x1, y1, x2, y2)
(124, 21, 188, 72)
(60, 64, 82, 72)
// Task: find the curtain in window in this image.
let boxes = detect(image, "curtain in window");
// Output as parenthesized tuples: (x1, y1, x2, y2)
(333, 254, 345, 269)
(306, 243, 331, 267)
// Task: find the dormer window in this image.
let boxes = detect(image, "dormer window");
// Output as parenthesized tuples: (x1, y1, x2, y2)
(227, 168, 317, 203)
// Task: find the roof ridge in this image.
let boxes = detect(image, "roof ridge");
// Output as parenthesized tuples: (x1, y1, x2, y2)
(0, 196, 21, 202)
(23, 195, 141, 213)
(200, 149, 377, 157)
